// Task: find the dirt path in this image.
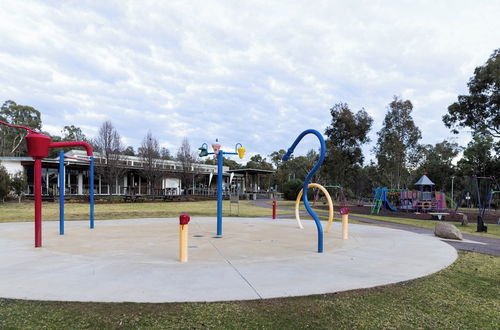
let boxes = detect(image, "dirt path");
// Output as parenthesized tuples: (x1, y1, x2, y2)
(250, 199, 500, 256)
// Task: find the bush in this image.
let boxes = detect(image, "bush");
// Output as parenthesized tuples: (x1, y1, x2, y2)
(0, 165, 10, 202)
(282, 179, 316, 201)
(283, 179, 303, 200)
(10, 170, 27, 203)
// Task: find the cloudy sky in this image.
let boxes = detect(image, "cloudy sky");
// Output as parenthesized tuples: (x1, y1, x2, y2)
(0, 1, 498, 163)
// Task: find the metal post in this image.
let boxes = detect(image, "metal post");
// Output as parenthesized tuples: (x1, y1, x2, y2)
(34, 158, 42, 247)
(90, 156, 94, 229)
(272, 200, 276, 219)
(59, 151, 64, 235)
(217, 151, 223, 236)
(451, 176, 455, 208)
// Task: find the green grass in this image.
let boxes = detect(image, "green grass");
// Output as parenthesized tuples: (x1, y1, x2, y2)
(0, 200, 287, 223)
(0, 251, 498, 329)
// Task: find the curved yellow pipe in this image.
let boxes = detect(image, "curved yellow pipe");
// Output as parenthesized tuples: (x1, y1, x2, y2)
(295, 183, 335, 232)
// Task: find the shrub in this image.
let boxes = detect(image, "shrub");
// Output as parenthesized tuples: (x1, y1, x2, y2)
(0, 165, 10, 202)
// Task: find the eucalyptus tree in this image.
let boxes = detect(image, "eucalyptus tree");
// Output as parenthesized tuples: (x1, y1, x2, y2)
(374, 97, 422, 189)
(323, 102, 373, 189)
(0, 100, 41, 156)
(443, 48, 499, 139)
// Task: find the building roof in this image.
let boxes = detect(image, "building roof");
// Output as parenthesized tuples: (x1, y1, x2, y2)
(415, 174, 435, 186)
(228, 168, 275, 175)
(0, 157, 33, 161)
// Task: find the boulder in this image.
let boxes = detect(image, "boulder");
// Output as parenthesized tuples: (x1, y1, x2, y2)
(434, 222, 463, 240)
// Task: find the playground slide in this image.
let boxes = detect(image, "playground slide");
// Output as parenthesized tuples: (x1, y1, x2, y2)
(383, 200, 397, 212)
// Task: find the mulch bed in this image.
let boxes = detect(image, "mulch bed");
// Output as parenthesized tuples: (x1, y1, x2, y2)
(314, 203, 500, 224)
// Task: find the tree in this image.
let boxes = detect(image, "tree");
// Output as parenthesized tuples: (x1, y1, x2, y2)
(0, 100, 42, 156)
(417, 141, 461, 191)
(204, 156, 242, 169)
(269, 149, 288, 191)
(176, 137, 197, 194)
(374, 97, 422, 189)
(92, 121, 125, 196)
(123, 146, 136, 156)
(61, 125, 87, 142)
(457, 134, 499, 177)
(282, 179, 304, 200)
(160, 147, 173, 160)
(138, 131, 161, 195)
(244, 154, 273, 170)
(10, 170, 27, 203)
(0, 165, 10, 202)
(323, 103, 373, 188)
(47, 125, 87, 158)
(443, 49, 500, 138)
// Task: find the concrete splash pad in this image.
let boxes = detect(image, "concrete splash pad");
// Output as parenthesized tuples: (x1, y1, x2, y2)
(0, 217, 457, 302)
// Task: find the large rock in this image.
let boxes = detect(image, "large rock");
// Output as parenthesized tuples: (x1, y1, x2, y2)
(434, 222, 463, 240)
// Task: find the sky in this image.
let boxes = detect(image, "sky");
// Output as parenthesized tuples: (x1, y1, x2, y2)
(0, 0, 498, 164)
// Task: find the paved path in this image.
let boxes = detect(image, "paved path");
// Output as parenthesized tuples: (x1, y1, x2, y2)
(251, 199, 500, 256)
(0, 218, 456, 303)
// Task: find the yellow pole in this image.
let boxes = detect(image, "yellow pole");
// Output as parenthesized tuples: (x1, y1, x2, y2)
(341, 214, 348, 240)
(179, 224, 188, 262)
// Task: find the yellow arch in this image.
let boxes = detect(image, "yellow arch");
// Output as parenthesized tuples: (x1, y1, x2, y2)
(295, 183, 335, 232)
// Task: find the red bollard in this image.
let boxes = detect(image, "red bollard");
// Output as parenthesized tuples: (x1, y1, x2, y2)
(272, 200, 277, 219)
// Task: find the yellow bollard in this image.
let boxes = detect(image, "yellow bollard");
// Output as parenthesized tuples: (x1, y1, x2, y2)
(179, 214, 190, 262)
(340, 208, 348, 240)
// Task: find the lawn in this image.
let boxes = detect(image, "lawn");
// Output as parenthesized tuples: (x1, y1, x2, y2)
(0, 200, 287, 223)
(0, 251, 498, 329)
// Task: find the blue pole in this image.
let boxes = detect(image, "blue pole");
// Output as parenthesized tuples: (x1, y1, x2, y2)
(59, 150, 64, 235)
(282, 129, 326, 253)
(217, 151, 223, 236)
(90, 156, 94, 229)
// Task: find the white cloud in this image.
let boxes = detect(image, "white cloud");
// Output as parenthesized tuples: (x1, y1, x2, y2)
(0, 0, 498, 164)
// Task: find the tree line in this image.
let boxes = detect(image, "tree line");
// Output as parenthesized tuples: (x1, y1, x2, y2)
(0, 48, 498, 200)
(254, 49, 500, 199)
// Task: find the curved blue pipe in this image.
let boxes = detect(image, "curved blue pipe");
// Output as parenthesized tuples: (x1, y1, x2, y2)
(282, 129, 326, 252)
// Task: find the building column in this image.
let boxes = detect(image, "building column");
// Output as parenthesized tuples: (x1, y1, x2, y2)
(78, 173, 83, 195)
(67, 170, 71, 193)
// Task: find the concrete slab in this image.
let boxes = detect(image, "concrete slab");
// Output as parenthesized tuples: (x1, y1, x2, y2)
(0, 217, 457, 302)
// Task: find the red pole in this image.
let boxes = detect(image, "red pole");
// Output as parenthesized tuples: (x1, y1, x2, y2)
(272, 200, 276, 219)
(34, 158, 42, 247)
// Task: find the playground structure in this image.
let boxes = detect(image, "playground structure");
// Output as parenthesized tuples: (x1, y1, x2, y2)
(0, 121, 94, 247)
(486, 178, 500, 215)
(0, 122, 461, 303)
(197, 139, 245, 236)
(371, 187, 398, 215)
(282, 129, 326, 253)
(295, 183, 348, 239)
(371, 174, 448, 215)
